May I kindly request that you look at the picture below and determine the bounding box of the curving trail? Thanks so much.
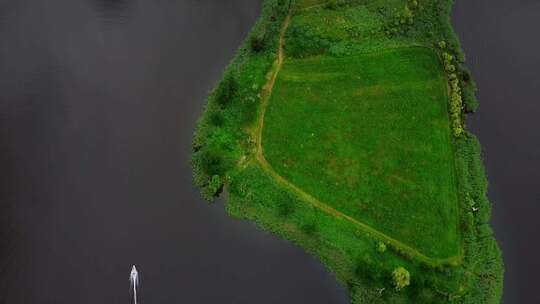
[253,7,462,267]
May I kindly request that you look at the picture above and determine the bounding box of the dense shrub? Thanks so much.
[383,0,420,36]
[377,242,387,253]
[208,175,224,197]
[250,30,266,52]
[392,267,411,290]
[285,25,333,58]
[215,72,238,106]
[300,221,318,235]
[441,50,464,137]
[461,69,480,112]
[325,0,347,10]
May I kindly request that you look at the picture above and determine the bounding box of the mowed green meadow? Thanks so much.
[262,47,460,259]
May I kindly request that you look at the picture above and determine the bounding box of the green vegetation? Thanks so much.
[392,267,411,290]
[377,242,387,253]
[263,48,459,259]
[192,0,503,302]
[440,49,465,137]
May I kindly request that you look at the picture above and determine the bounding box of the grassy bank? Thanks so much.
[192,0,503,302]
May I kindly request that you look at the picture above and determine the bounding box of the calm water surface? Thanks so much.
[0,1,349,303]
[453,0,540,303]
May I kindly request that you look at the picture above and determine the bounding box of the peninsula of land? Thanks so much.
[192,1,503,302]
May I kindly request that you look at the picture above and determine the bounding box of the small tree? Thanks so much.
[216,73,237,106]
[376,242,387,253]
[250,31,266,52]
[438,40,447,49]
[392,267,410,291]
[208,175,224,196]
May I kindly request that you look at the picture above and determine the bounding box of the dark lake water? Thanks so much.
[0,0,537,303]
[0,1,349,303]
[453,0,540,303]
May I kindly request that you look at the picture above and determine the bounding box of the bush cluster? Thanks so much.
[250,31,266,52]
[215,72,238,106]
[285,25,333,58]
[376,242,387,253]
[453,135,504,302]
[440,46,464,137]
[383,0,419,36]
[325,0,347,10]
[392,267,411,291]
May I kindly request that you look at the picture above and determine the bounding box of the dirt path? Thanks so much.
[253,8,462,267]
[255,14,290,157]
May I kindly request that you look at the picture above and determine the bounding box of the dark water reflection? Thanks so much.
[453,0,540,303]
[0,0,349,303]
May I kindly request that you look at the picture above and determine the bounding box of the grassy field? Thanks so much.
[262,47,460,259]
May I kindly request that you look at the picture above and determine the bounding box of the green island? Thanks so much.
[192,0,503,302]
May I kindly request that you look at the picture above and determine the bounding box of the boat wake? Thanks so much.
[130,265,139,304]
